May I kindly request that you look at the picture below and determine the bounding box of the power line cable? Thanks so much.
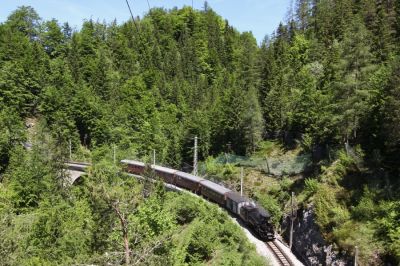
[125,0,142,38]
[140,0,166,72]
[124,0,151,66]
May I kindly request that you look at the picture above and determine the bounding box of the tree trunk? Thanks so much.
[124,233,130,265]
[113,202,130,265]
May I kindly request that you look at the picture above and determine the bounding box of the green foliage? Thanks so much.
[375,201,400,261]
[303,178,319,198]
[165,194,268,266]
[203,156,239,182]
[27,197,94,263]
[242,86,265,154]
[333,222,383,265]
[309,146,399,263]
[5,143,63,210]
[134,194,176,238]
[5,6,41,40]
[0,3,268,162]
[319,150,355,185]
[314,184,350,234]
[0,107,25,172]
[2,1,397,168]
[299,133,313,153]
[255,141,280,157]
[351,188,378,221]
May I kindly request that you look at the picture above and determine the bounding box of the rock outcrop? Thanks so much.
[282,206,352,266]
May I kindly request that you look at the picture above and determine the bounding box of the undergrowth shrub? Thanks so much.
[254,141,280,157]
[314,185,350,234]
[375,201,400,262]
[164,193,269,265]
[304,178,319,198]
[320,150,355,185]
[203,156,239,182]
[351,188,377,221]
[333,221,383,265]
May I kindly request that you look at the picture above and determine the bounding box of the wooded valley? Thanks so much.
[0,1,399,265]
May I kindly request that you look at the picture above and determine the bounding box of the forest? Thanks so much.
[0,0,399,265]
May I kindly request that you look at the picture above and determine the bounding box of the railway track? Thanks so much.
[266,240,294,266]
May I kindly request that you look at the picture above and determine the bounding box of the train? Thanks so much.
[121,159,275,241]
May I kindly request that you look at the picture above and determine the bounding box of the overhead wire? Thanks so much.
[141,0,165,71]
[124,0,151,68]
[123,0,196,69]
[125,0,143,41]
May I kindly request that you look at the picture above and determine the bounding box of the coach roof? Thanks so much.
[175,171,204,182]
[120,160,145,167]
[151,164,177,174]
[226,191,249,203]
[200,180,231,195]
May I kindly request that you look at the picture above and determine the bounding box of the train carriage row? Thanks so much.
[120,159,275,240]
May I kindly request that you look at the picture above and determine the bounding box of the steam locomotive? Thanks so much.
[121,160,275,241]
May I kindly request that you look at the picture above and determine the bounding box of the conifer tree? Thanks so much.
[242,87,264,154]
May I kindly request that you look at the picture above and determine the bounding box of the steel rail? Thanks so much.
[266,240,295,266]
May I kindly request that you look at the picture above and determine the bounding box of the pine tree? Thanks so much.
[41,19,65,58]
[336,17,375,145]
[242,87,265,154]
[5,6,41,41]
[383,58,400,166]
